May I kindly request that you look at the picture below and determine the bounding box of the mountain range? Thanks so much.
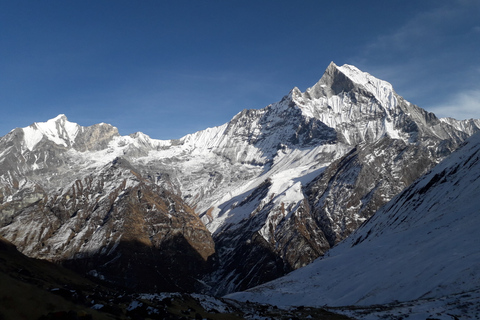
[227,125,480,319]
[1,62,479,303]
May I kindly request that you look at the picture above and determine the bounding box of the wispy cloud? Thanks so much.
[430,89,480,120]
[351,0,480,119]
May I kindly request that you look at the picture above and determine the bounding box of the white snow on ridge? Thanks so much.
[338,64,398,109]
[203,143,349,237]
[179,123,229,151]
[292,63,405,145]
[22,126,45,151]
[22,114,81,151]
[440,117,480,136]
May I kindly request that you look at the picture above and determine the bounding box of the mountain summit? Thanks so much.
[20,114,120,151]
[1,62,479,295]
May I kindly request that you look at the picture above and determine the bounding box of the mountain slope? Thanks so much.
[0,62,479,295]
[198,62,478,295]
[226,132,480,317]
[0,235,127,319]
[0,157,215,292]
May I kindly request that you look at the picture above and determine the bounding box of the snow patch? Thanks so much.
[21,114,81,150]
[338,64,398,109]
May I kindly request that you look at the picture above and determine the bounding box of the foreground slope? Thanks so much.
[0,236,353,320]
[227,132,480,313]
[0,235,124,319]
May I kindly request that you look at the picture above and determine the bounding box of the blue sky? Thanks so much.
[1,0,479,139]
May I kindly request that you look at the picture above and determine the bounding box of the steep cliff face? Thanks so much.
[0,62,478,295]
[305,136,437,246]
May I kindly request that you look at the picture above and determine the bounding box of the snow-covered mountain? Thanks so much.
[226,131,480,319]
[0,62,479,294]
[197,62,479,295]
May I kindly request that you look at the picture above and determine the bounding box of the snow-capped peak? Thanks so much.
[287,86,302,100]
[22,114,81,151]
[51,114,68,122]
[286,62,406,144]
[337,64,398,109]
[302,62,398,110]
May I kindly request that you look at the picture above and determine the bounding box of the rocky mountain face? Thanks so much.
[226,131,480,319]
[1,150,215,292]
[0,62,479,295]
[198,63,479,295]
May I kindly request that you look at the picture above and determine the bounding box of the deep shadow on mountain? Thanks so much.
[1,236,353,320]
[63,235,214,293]
[0,157,218,294]
[203,180,305,296]
[0,236,118,319]
[210,224,294,295]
